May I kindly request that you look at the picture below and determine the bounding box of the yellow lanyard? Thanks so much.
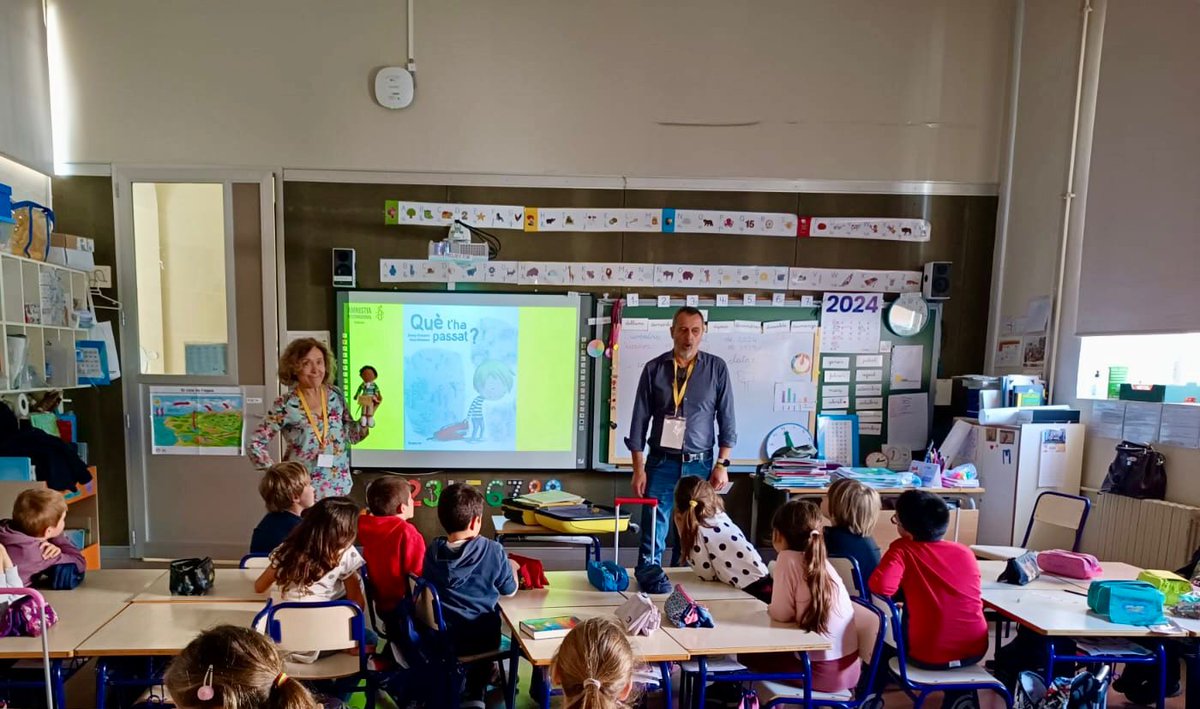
[298,387,329,448]
[672,359,696,415]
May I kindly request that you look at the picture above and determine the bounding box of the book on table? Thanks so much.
[519,615,581,640]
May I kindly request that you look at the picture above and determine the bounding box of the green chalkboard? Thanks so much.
[591,299,941,468]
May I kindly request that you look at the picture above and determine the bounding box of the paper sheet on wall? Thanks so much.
[86,321,121,381]
[890,345,923,390]
[1159,405,1200,448]
[818,417,856,466]
[887,393,929,450]
[773,381,817,412]
[821,294,881,353]
[1037,428,1069,488]
[1090,400,1126,439]
[149,386,245,456]
[995,338,1022,368]
[1122,402,1162,444]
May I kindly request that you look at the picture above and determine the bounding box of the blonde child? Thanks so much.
[824,478,882,582]
[164,625,323,709]
[673,477,768,593]
[751,499,860,693]
[551,616,638,709]
[253,497,375,662]
[250,461,316,555]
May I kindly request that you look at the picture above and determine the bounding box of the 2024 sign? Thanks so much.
[823,294,881,314]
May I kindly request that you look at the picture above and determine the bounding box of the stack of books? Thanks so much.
[832,467,921,489]
[763,459,837,488]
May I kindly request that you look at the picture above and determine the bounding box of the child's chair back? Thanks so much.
[829,555,868,599]
[407,575,445,632]
[850,597,886,689]
[239,553,271,569]
[255,599,366,655]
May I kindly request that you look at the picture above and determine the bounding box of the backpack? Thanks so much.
[0,595,58,637]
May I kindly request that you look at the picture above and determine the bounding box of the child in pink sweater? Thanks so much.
[748,499,860,693]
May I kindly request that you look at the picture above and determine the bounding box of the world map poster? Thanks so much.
[150,386,245,456]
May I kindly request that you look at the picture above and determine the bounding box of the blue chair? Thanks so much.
[829,555,869,600]
[878,597,1013,709]
[754,597,888,708]
[677,597,884,709]
[253,599,378,709]
[239,553,271,569]
[405,574,519,709]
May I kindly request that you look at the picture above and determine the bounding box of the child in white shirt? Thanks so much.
[253,496,374,662]
[673,477,768,593]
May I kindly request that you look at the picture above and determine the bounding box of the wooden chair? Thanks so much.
[972,491,1090,560]
[253,599,376,708]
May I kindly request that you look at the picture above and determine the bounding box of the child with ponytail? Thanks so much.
[551,616,637,709]
[751,499,860,693]
[164,624,333,708]
[673,477,769,594]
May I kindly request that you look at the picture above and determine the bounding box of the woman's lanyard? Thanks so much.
[298,387,329,448]
[672,359,695,416]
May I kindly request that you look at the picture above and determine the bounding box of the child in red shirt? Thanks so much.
[358,476,425,614]
[869,490,987,669]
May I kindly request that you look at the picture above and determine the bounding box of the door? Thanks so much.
[114,168,278,559]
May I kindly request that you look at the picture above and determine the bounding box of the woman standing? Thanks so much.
[249,338,378,499]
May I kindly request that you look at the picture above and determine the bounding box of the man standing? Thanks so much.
[626,306,736,569]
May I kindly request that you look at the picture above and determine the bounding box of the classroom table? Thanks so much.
[78,601,265,708]
[636,567,764,602]
[657,597,831,709]
[977,559,1082,591]
[499,603,687,709]
[77,601,264,656]
[132,568,268,603]
[497,570,629,611]
[492,515,603,565]
[749,477,985,549]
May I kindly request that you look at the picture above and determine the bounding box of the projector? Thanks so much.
[428,221,489,263]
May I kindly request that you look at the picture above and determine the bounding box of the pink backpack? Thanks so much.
[1037,550,1102,579]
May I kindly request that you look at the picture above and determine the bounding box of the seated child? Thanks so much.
[551,616,637,709]
[823,478,882,583]
[249,461,315,555]
[674,477,769,595]
[422,483,519,707]
[869,490,987,669]
[748,499,860,693]
[357,475,425,615]
[0,489,85,587]
[253,496,375,663]
[164,624,333,709]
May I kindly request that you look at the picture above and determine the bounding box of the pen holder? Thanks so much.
[909,461,942,487]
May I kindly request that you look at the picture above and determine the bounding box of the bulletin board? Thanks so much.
[593,299,941,469]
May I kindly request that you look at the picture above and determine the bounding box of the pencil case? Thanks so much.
[1087,580,1164,626]
[1136,569,1192,606]
[1037,550,1102,579]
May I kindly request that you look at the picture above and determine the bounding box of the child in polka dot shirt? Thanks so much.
[673,477,769,596]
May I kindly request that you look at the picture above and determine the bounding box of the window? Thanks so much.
[1076,333,1200,400]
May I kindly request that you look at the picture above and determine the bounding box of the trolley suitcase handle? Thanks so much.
[614,497,658,508]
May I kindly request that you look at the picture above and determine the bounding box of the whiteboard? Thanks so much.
[612,325,817,463]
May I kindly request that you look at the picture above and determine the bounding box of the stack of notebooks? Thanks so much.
[763,459,837,488]
[511,490,584,507]
[832,467,921,489]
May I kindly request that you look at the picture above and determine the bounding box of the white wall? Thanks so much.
[987,0,1080,374]
[991,0,1200,507]
[0,155,50,205]
[48,0,1012,183]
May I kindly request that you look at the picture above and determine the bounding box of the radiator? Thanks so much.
[1081,489,1200,570]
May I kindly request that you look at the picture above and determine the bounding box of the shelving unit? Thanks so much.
[0,251,92,393]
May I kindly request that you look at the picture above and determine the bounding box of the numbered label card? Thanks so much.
[657,295,671,308]
[821,292,883,353]
[686,294,699,307]
[743,293,757,306]
[716,293,730,307]
[627,293,640,307]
